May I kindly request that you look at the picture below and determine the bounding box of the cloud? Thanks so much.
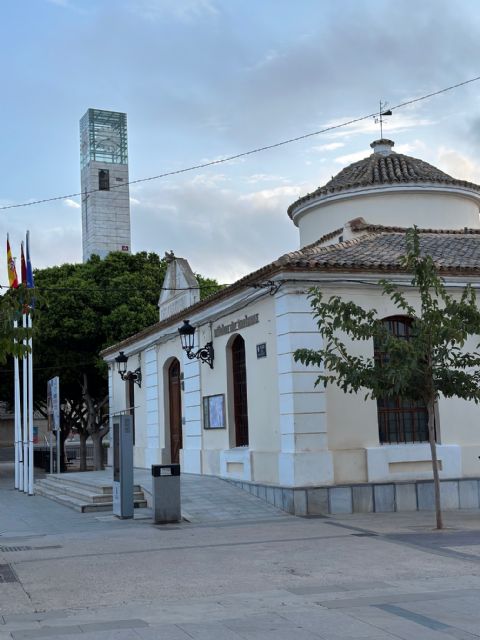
[63,198,81,209]
[436,147,480,183]
[130,178,308,282]
[310,142,345,153]
[127,0,218,21]
[244,174,288,184]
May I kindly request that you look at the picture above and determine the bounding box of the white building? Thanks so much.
[80,109,131,261]
[102,139,480,515]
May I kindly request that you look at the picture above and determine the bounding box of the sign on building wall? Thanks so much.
[214,314,259,338]
[203,394,226,429]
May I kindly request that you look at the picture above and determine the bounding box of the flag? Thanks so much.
[7,234,18,289]
[20,242,27,285]
[26,231,34,289]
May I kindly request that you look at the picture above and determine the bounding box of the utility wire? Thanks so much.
[1,75,479,212]
[0,283,226,292]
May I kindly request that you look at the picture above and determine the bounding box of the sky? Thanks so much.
[2,0,480,286]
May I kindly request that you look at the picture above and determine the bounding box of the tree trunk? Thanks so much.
[427,399,443,530]
[79,432,88,472]
[91,432,105,471]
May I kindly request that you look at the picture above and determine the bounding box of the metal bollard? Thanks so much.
[151,464,181,523]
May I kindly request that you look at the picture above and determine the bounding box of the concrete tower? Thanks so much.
[80,109,131,261]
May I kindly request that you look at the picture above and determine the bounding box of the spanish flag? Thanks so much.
[7,234,18,289]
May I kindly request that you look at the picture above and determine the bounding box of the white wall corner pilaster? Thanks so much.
[275,289,333,487]
[107,366,113,466]
[145,347,160,461]
[181,354,202,473]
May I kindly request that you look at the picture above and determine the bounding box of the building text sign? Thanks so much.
[214,314,259,338]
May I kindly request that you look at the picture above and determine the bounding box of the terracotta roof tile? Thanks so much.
[288,150,480,218]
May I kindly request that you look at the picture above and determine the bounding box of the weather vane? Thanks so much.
[374,100,392,138]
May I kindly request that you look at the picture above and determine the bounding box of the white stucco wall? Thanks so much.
[105,273,480,489]
[293,188,480,248]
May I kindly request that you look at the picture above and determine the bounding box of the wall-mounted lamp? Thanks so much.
[114,351,142,387]
[178,320,214,369]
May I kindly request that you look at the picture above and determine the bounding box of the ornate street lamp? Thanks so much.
[178,320,214,369]
[114,351,142,387]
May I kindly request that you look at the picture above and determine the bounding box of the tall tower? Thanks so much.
[80,109,131,261]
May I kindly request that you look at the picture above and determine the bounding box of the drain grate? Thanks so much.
[0,545,62,552]
[0,564,18,583]
[351,533,378,537]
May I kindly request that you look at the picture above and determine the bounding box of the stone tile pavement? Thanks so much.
[2,462,480,639]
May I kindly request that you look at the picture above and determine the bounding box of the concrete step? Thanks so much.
[35,474,148,513]
[35,479,113,504]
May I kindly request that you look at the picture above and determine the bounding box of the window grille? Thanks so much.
[375,316,430,444]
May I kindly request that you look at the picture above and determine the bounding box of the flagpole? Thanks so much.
[7,234,21,490]
[22,312,28,493]
[13,320,19,489]
[25,230,35,495]
[28,311,34,495]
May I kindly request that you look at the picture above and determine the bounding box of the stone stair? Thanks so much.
[35,474,147,513]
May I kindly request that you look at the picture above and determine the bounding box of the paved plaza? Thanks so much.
[1,461,480,639]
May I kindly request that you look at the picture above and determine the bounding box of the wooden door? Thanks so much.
[168,359,182,463]
[232,335,249,446]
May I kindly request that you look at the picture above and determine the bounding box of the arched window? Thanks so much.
[375,316,429,444]
[168,359,182,464]
[231,335,249,447]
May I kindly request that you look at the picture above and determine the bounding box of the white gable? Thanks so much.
[158,254,200,321]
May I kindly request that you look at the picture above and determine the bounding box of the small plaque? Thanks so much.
[256,343,267,358]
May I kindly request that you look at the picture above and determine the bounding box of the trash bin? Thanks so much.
[151,464,181,524]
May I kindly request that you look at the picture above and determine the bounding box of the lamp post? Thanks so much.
[178,320,214,369]
[114,351,142,387]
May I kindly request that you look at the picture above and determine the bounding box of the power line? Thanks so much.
[0,283,226,293]
[2,75,479,212]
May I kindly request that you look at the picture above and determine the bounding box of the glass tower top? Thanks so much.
[80,109,128,167]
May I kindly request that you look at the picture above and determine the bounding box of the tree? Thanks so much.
[30,251,220,471]
[294,227,480,529]
[0,287,32,362]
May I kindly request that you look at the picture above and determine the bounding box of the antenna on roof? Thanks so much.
[374,100,392,138]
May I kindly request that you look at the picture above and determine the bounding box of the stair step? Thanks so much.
[35,473,147,513]
[35,485,148,513]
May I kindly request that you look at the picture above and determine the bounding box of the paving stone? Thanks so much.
[273,487,284,509]
[374,484,395,512]
[417,482,435,511]
[458,480,479,509]
[440,481,460,510]
[257,485,267,502]
[395,483,418,512]
[282,489,294,514]
[307,488,329,515]
[266,486,275,507]
[352,485,374,513]
[293,490,307,516]
[329,487,352,514]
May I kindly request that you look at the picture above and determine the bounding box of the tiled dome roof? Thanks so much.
[288,139,480,219]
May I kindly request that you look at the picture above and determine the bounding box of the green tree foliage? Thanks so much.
[27,251,220,470]
[294,228,480,529]
[0,287,32,361]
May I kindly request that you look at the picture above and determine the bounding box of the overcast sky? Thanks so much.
[2,0,480,286]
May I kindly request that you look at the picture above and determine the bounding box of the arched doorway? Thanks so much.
[231,335,249,446]
[168,359,182,463]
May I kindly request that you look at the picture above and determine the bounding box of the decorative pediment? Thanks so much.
[158,253,200,321]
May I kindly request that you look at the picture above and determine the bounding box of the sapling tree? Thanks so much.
[295,227,480,529]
